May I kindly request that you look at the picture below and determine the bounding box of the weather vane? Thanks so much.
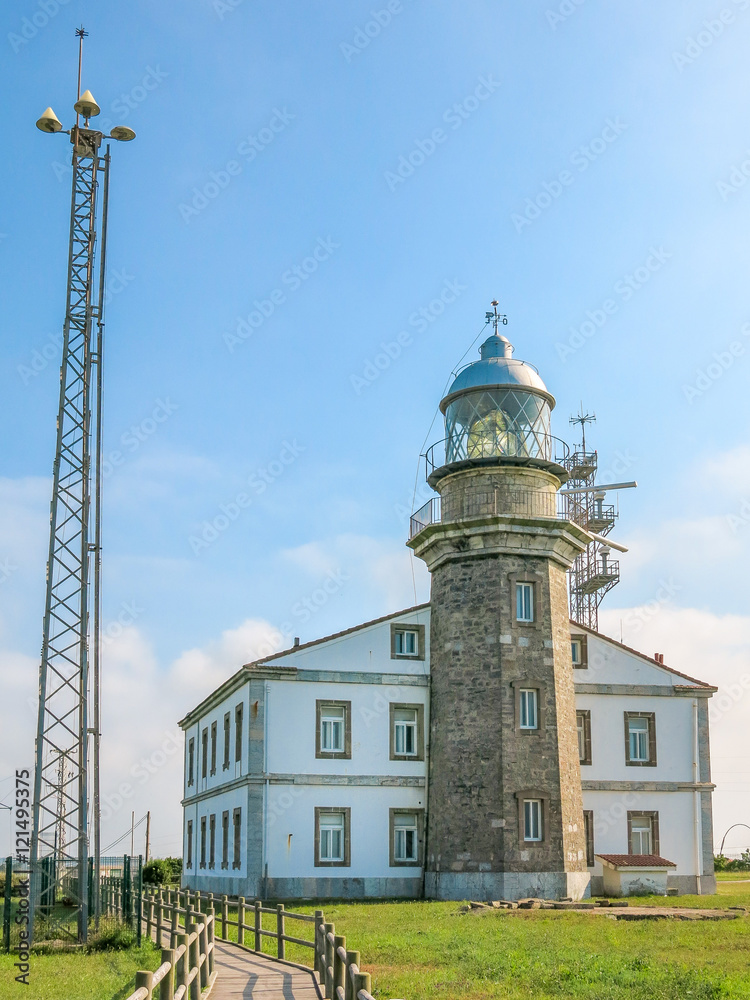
[485,299,508,334]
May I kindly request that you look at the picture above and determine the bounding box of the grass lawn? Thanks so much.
[0,942,160,1000]
[214,880,750,999]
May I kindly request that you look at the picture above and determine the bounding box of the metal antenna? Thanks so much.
[484,299,508,335]
[570,404,595,455]
[30,27,135,944]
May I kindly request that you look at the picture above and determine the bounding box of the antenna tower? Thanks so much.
[563,408,620,630]
[30,28,135,943]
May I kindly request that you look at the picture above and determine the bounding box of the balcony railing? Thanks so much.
[409,487,570,540]
[425,434,570,478]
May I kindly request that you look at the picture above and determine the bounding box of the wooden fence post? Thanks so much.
[187,922,200,1000]
[146,890,154,941]
[195,889,202,914]
[254,900,262,953]
[314,910,325,979]
[135,970,154,1000]
[221,894,228,940]
[353,971,371,999]
[237,896,245,946]
[198,916,209,990]
[176,932,189,995]
[333,935,346,996]
[207,909,216,975]
[156,890,163,946]
[344,950,359,1000]
[170,891,179,949]
[324,922,334,1000]
[159,948,175,1000]
[276,903,285,960]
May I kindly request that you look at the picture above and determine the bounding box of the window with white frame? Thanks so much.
[393,813,418,862]
[318,811,345,862]
[187,738,195,786]
[630,815,653,854]
[576,709,591,765]
[394,629,418,657]
[393,708,418,755]
[516,582,534,622]
[519,688,538,730]
[628,716,649,762]
[523,799,542,842]
[571,638,582,666]
[186,820,193,869]
[320,705,345,753]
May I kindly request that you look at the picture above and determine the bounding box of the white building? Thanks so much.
[179,604,716,898]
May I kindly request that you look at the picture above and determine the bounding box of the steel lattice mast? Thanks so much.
[30,28,135,943]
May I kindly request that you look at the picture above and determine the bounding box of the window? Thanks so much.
[186,820,193,869]
[232,808,242,869]
[210,722,217,776]
[519,689,538,730]
[628,812,659,855]
[395,629,418,656]
[516,582,534,622]
[316,701,352,759]
[201,728,208,780]
[209,813,216,869]
[221,811,229,869]
[583,810,594,866]
[223,713,231,770]
[235,703,244,764]
[315,807,351,867]
[390,623,425,660]
[200,816,207,868]
[390,810,423,865]
[624,713,656,766]
[576,710,592,766]
[187,738,195,787]
[321,706,344,752]
[523,799,542,842]
[390,704,425,760]
[571,635,588,668]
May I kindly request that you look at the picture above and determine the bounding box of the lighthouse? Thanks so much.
[408,310,591,901]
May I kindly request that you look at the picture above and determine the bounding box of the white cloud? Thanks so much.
[601,603,750,854]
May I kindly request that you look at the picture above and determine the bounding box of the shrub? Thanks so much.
[143,857,182,886]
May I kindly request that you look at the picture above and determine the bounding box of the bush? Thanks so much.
[143,857,182,885]
[714,851,750,872]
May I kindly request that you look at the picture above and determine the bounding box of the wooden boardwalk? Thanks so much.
[210,940,323,1000]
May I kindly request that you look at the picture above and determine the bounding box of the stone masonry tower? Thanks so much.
[408,315,591,900]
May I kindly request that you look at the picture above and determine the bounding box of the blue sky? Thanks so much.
[2,0,750,857]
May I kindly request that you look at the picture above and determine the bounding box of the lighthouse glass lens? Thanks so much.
[446,389,551,463]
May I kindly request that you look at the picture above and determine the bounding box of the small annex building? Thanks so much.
[179,315,716,901]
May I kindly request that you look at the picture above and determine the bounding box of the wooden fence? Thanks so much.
[123,886,380,1000]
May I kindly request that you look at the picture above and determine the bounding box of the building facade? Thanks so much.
[180,326,716,900]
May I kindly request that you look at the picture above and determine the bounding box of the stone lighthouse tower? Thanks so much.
[408,312,591,901]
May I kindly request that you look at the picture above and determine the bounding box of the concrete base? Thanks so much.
[667,874,716,896]
[425,870,590,901]
[184,875,422,900]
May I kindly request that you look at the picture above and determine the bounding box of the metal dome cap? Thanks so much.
[440,333,554,413]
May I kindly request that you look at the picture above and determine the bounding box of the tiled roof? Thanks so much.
[596,853,676,868]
